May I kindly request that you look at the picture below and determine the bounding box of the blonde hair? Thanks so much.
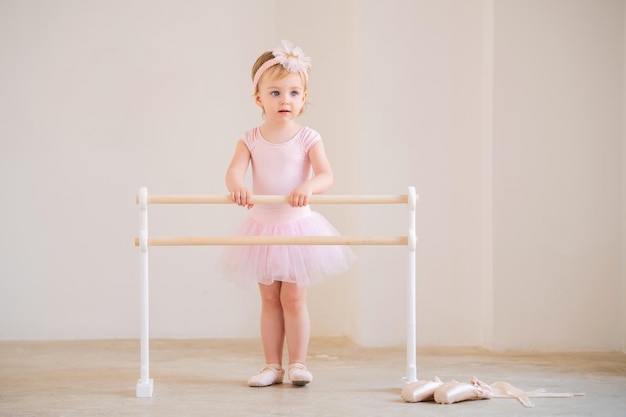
[251,51,309,116]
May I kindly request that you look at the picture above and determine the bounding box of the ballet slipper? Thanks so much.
[401,377,443,403]
[433,378,492,404]
[288,363,312,386]
[248,364,284,387]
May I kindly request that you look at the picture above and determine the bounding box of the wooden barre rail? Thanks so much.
[134,235,409,247]
[136,194,412,205]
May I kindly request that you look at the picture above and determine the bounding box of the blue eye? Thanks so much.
[290,91,299,97]
[271,91,279,97]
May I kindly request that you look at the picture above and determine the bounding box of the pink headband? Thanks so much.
[252,40,312,91]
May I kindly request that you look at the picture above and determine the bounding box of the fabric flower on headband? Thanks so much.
[272,40,312,74]
[253,40,312,90]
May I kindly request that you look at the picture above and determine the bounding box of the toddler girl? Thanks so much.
[219,40,355,387]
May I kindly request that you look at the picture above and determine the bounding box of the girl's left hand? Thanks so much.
[289,185,312,207]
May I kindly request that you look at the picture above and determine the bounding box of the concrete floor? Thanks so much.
[0,338,624,417]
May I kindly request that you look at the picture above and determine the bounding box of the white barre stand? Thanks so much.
[135,187,418,397]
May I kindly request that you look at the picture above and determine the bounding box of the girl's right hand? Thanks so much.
[230,187,253,209]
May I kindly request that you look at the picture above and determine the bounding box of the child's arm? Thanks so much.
[289,141,334,207]
[225,140,253,208]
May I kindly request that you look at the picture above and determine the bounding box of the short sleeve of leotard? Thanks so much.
[298,127,321,153]
[241,128,259,151]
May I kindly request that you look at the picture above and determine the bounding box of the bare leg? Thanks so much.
[258,281,285,365]
[279,282,309,364]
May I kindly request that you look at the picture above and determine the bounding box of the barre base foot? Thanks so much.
[136,378,154,398]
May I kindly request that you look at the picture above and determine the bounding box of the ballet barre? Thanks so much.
[135,236,408,246]
[134,186,418,398]
[137,194,409,205]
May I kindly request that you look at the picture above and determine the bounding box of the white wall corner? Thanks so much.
[481,0,495,351]
[622,0,626,354]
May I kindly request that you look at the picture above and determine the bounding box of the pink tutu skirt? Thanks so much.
[217,205,356,287]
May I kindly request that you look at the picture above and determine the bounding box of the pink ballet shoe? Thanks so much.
[288,363,312,386]
[248,364,284,387]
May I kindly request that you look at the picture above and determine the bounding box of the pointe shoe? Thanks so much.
[248,364,284,387]
[288,363,312,386]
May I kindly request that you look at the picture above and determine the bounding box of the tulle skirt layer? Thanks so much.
[217,209,356,288]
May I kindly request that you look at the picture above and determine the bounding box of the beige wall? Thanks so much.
[354,0,487,346]
[493,0,623,351]
[0,0,624,352]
